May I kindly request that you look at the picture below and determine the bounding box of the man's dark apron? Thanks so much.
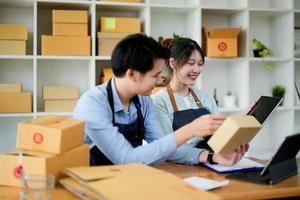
[90,79,144,165]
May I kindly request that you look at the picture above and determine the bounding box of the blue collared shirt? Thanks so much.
[74,78,202,165]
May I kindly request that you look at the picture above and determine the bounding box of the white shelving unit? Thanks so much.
[0,0,299,160]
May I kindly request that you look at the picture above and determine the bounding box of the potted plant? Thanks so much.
[272,85,286,106]
[252,38,273,57]
[223,90,236,108]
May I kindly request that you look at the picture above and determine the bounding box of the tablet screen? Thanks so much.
[247,96,282,125]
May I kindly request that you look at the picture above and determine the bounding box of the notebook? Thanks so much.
[203,157,265,173]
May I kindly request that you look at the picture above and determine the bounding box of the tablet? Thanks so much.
[261,132,300,175]
[247,96,282,125]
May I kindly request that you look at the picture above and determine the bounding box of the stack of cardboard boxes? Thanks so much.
[0,24,27,55]
[0,116,89,187]
[0,83,32,113]
[98,16,141,56]
[43,86,79,112]
[42,10,90,56]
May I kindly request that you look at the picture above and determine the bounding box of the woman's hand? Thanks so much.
[213,144,249,166]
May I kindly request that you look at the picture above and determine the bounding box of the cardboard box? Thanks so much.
[0,144,89,187]
[52,10,88,24]
[0,24,27,40]
[61,163,221,200]
[0,40,26,55]
[44,100,77,112]
[53,23,88,36]
[202,27,240,58]
[100,17,141,33]
[98,32,129,56]
[16,116,85,154]
[43,86,79,100]
[208,116,262,154]
[0,92,32,113]
[41,35,90,56]
[0,83,22,92]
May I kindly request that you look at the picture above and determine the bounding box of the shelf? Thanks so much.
[202,7,246,15]
[249,57,291,62]
[205,58,246,62]
[37,56,92,60]
[0,55,34,60]
[150,5,198,14]
[96,1,146,11]
[249,9,292,17]
[0,113,34,118]
[95,56,111,60]
[0,0,34,8]
[36,112,73,116]
[37,0,92,9]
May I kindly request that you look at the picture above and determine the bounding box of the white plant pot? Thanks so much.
[224,95,236,108]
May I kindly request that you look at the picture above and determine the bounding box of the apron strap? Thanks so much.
[189,88,204,108]
[167,85,179,112]
[166,85,204,111]
[106,79,115,123]
[132,96,144,138]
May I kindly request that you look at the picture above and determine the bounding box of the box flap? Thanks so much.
[19,116,84,130]
[7,149,55,158]
[209,28,240,38]
[64,163,221,200]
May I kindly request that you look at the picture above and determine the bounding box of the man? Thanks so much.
[74,34,246,166]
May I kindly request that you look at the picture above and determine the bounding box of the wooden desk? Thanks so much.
[156,162,300,200]
[1,162,300,200]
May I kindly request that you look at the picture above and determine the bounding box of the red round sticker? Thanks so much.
[218,42,227,51]
[33,133,43,144]
[13,165,23,179]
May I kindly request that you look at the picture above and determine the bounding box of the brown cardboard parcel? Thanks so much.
[208,115,262,154]
[0,24,27,40]
[43,86,79,100]
[0,40,26,55]
[0,83,22,92]
[44,100,77,112]
[97,32,129,56]
[202,27,240,58]
[52,10,88,24]
[0,144,89,187]
[0,92,32,113]
[53,23,88,36]
[100,17,141,33]
[61,163,221,200]
[41,35,90,56]
[16,116,85,154]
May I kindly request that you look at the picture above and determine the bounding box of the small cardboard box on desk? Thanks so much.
[0,116,89,187]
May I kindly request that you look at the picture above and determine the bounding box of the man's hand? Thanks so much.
[213,144,249,166]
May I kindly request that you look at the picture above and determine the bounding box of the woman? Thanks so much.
[152,38,248,166]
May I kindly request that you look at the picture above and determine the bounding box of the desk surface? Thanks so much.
[157,162,300,200]
[1,162,300,200]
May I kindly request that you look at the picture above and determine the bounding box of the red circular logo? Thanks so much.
[218,42,227,51]
[13,165,23,179]
[33,133,43,144]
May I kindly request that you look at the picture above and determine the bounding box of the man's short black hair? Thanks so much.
[111,33,170,77]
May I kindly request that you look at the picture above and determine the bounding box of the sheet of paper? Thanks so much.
[184,176,229,190]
